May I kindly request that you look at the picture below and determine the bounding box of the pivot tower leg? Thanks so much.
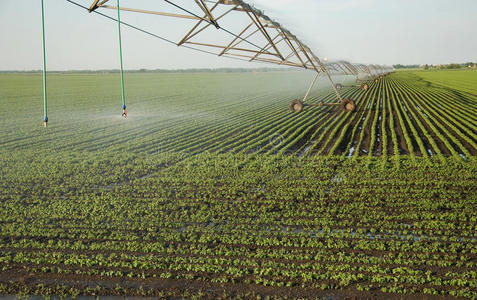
[302,72,320,103]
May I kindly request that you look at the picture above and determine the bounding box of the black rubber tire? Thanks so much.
[340,98,356,112]
[289,99,304,112]
[335,83,343,90]
[361,83,369,91]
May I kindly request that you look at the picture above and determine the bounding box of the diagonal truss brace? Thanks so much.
[84,0,398,106]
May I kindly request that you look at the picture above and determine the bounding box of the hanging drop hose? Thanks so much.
[117,0,127,118]
[41,0,48,127]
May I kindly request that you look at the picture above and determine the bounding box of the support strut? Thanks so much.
[289,49,356,113]
[302,72,320,103]
[315,56,343,102]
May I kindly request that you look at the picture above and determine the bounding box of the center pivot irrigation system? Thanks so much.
[327,62,393,91]
[39,0,393,127]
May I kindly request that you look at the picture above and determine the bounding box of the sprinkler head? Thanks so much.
[43,117,48,128]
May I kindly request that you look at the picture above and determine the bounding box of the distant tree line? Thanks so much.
[393,64,420,69]
[0,67,297,74]
[394,62,476,70]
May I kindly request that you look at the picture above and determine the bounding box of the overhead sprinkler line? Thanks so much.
[41,0,48,127]
[117,0,127,118]
[161,0,273,56]
[79,0,393,77]
[60,0,392,122]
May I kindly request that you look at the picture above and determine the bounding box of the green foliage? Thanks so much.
[0,151,476,298]
[0,71,476,298]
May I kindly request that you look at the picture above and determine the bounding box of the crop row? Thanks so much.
[0,149,476,298]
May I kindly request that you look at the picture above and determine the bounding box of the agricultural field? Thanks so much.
[0,69,476,299]
[2,69,477,157]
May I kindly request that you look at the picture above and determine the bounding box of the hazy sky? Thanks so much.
[0,0,476,70]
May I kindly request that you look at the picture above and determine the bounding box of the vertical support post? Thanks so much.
[117,0,127,118]
[314,56,343,102]
[41,0,48,127]
[302,72,320,103]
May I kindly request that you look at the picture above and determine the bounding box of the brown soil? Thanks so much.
[384,100,394,155]
[399,94,452,155]
[346,92,374,155]
[412,99,477,155]
[295,107,342,154]
[374,95,384,156]
[0,270,452,300]
[388,86,416,155]
[359,100,376,155]
[284,106,336,154]
[328,99,365,155]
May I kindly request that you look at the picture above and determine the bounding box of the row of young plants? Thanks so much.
[396,74,477,154]
[1,71,477,298]
[2,71,476,158]
[1,149,476,298]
